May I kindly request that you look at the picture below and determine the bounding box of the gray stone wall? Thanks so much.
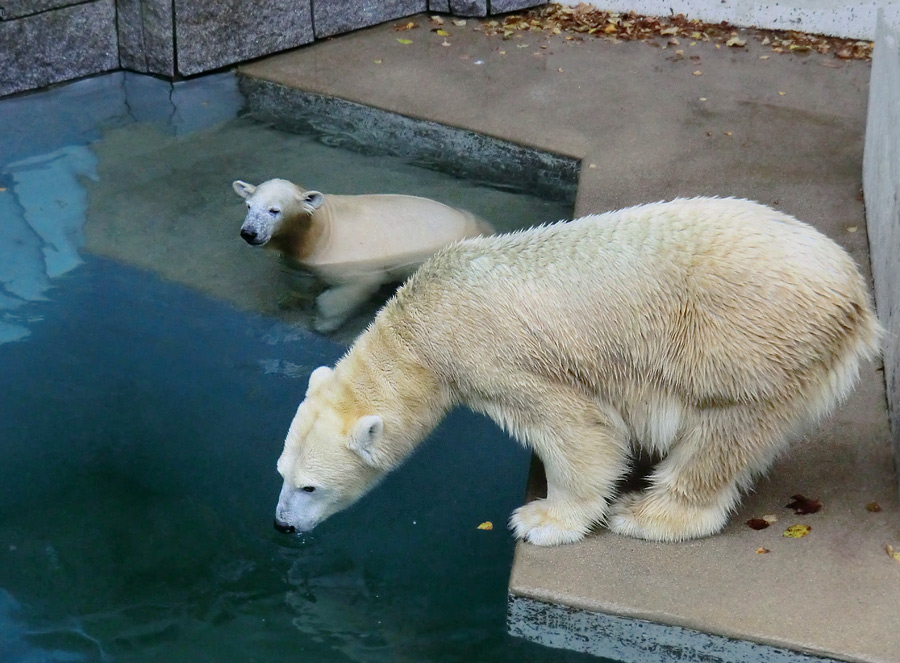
[0,0,118,97]
[174,0,315,75]
[862,10,900,490]
[1,0,546,97]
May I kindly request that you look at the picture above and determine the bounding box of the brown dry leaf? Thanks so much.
[866,501,883,513]
[785,494,822,515]
[746,518,770,530]
[430,15,444,25]
[477,521,494,530]
[783,524,811,538]
[756,547,771,554]
[395,21,418,31]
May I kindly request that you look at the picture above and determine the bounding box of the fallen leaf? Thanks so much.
[783,524,811,538]
[452,19,467,27]
[757,547,771,554]
[558,67,564,72]
[477,521,493,530]
[846,226,858,233]
[724,131,733,136]
[759,55,770,59]
[441,39,451,47]
[394,21,417,31]
[763,514,778,523]
[516,43,529,48]
[396,38,413,45]
[436,29,450,36]
[785,494,822,515]
[373,59,383,64]
[588,163,597,168]
[746,518,770,530]
[699,97,707,101]
[778,91,786,96]
[430,15,444,25]
[726,36,747,47]
[693,70,702,76]
[866,501,882,513]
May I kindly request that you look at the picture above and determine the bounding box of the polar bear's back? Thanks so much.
[391,197,879,412]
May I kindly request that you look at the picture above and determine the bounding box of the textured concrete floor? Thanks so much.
[238,15,900,663]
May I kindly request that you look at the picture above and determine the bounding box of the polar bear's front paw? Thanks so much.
[509,500,590,546]
[608,490,729,542]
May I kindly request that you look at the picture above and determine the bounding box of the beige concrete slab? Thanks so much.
[238,15,900,663]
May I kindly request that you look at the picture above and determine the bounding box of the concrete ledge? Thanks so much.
[863,10,900,497]
[509,596,835,663]
[236,75,579,202]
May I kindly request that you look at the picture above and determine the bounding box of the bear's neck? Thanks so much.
[270,211,327,261]
[336,320,452,468]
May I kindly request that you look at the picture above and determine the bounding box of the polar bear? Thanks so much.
[272,197,881,545]
[233,178,492,332]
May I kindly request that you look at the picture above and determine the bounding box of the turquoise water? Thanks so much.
[0,73,603,662]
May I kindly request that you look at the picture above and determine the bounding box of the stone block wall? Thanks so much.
[0,0,118,97]
[863,9,900,490]
[0,0,544,97]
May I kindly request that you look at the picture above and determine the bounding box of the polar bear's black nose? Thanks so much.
[240,228,257,243]
[274,518,296,534]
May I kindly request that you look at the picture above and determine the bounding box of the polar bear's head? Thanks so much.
[232,178,325,246]
[273,366,388,534]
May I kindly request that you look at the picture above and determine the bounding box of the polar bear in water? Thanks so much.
[271,197,881,545]
[233,178,493,332]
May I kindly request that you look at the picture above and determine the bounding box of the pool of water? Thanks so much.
[0,72,605,663]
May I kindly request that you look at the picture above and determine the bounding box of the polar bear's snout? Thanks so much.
[240,226,261,245]
[273,517,295,533]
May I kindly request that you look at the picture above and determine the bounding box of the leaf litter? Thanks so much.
[785,494,822,515]
[475,3,873,61]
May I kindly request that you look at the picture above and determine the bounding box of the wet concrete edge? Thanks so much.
[236,74,580,203]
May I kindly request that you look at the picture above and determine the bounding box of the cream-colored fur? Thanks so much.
[233,178,492,332]
[273,197,881,545]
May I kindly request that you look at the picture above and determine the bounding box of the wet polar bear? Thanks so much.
[233,178,492,332]
[273,197,881,545]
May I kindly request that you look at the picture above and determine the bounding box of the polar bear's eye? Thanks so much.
[302,486,316,493]
[268,208,280,216]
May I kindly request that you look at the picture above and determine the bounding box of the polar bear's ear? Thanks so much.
[299,191,325,213]
[233,180,256,199]
[307,366,333,394]
[348,415,384,467]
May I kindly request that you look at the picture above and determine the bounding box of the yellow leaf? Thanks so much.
[436,29,450,36]
[778,91,786,96]
[693,70,703,76]
[397,38,413,45]
[783,524,811,538]
[756,547,770,554]
[477,521,493,530]
[373,59,383,64]
[846,226,858,233]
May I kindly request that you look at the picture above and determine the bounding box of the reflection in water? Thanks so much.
[0,146,96,343]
